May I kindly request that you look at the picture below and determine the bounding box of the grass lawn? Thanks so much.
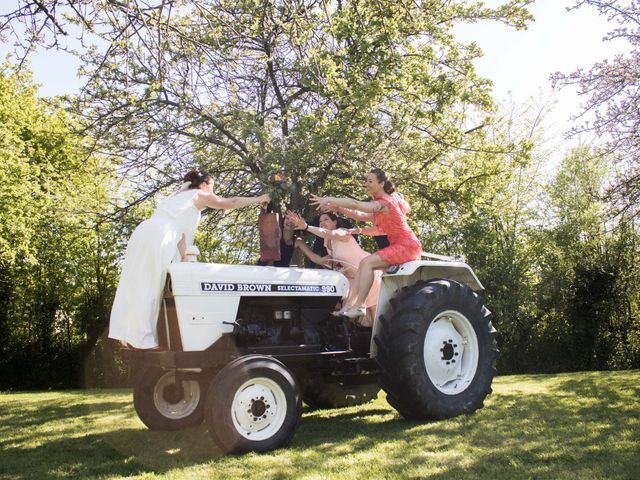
[1,370,638,479]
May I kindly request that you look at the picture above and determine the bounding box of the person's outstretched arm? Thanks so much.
[309,225,353,242]
[195,192,270,210]
[295,239,332,268]
[348,226,385,236]
[310,194,388,214]
[321,204,374,222]
[285,212,352,242]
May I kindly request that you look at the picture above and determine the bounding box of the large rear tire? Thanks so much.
[375,279,498,420]
[133,367,204,430]
[204,355,302,454]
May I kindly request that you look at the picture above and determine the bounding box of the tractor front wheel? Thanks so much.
[204,355,302,454]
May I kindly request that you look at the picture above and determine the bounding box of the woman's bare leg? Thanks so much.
[354,254,388,307]
[346,273,361,306]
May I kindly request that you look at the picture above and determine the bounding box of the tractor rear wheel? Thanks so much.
[133,367,204,430]
[375,279,498,420]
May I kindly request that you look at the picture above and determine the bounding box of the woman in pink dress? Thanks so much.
[286,211,382,326]
[310,168,422,319]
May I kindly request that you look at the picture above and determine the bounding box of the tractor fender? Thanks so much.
[371,259,485,357]
[382,260,484,292]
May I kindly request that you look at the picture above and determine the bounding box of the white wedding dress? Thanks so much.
[108,190,201,348]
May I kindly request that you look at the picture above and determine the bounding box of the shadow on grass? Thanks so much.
[0,414,221,480]
[1,396,426,478]
[0,401,131,438]
[1,372,639,479]
[2,428,150,479]
[278,371,640,479]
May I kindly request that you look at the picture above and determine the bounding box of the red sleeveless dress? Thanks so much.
[373,192,422,265]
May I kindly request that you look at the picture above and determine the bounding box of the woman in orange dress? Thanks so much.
[310,168,421,319]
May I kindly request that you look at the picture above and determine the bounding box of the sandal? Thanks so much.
[340,304,366,319]
[330,300,348,316]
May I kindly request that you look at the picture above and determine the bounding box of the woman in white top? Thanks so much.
[286,211,381,326]
[109,169,269,350]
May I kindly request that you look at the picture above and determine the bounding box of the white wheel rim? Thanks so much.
[231,377,288,441]
[153,371,200,420]
[423,310,479,395]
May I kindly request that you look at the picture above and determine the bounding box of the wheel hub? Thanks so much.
[231,378,287,441]
[423,310,479,395]
[153,372,200,420]
[236,388,274,428]
[250,398,267,417]
[162,382,184,404]
[440,341,458,362]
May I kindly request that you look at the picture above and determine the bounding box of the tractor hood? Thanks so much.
[168,262,350,297]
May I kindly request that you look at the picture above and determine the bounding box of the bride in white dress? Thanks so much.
[109,169,269,350]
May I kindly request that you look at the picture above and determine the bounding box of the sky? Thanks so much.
[454,0,629,149]
[0,0,631,161]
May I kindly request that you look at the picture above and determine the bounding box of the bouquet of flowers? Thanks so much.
[264,173,295,208]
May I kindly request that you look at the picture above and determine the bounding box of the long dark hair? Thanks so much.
[320,211,338,223]
[370,168,395,194]
[319,211,350,229]
[318,212,351,228]
[183,168,211,188]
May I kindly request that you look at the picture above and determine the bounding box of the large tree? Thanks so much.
[531,145,640,372]
[0,65,124,388]
[1,1,533,209]
[552,0,640,219]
